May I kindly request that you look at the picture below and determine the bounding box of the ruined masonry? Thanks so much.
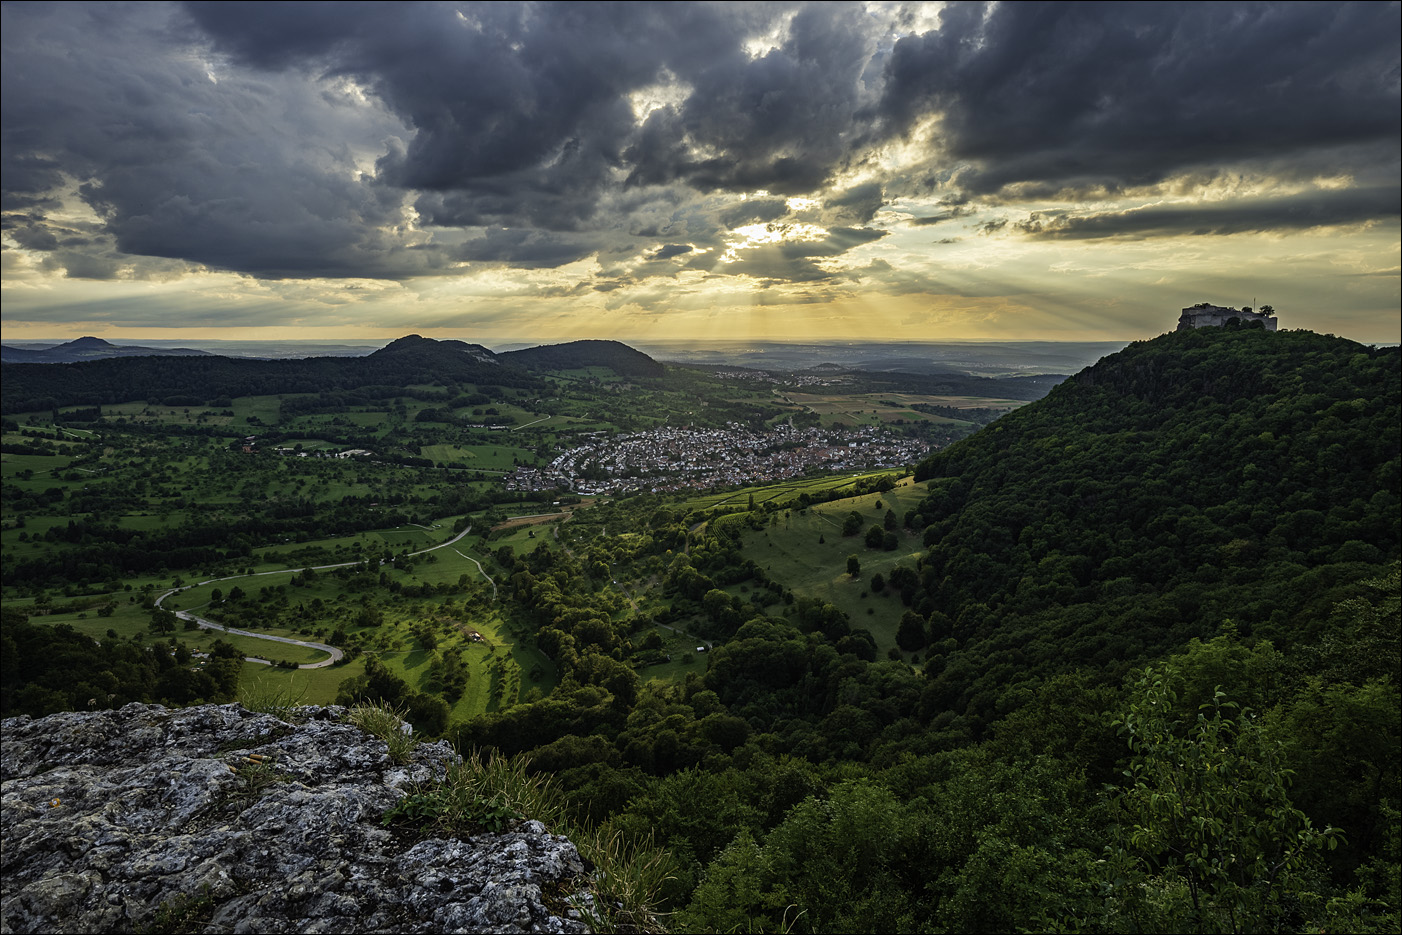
[1176,302,1278,331]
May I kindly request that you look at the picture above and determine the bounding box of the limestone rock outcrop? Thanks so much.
[0,703,591,934]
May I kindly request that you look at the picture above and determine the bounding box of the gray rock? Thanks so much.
[1,704,591,934]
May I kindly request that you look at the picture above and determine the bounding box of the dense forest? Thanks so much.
[1,326,1397,932]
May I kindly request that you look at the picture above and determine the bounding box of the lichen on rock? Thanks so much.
[1,703,591,934]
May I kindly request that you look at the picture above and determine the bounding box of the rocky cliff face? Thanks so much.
[0,704,592,934]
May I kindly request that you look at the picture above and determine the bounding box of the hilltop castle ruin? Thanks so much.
[1177,303,1278,331]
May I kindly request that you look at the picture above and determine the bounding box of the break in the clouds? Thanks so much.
[2,1,1398,341]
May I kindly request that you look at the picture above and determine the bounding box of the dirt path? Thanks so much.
[154,521,478,668]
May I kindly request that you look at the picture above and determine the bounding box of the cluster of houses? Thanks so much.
[712,370,850,386]
[505,422,928,495]
[238,437,373,459]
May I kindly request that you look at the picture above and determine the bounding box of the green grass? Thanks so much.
[23,597,334,666]
[672,470,902,513]
[236,660,356,704]
[229,395,283,425]
[1,453,75,479]
[488,526,555,554]
[638,624,710,683]
[738,481,930,655]
[345,701,419,763]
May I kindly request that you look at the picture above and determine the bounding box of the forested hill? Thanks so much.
[0,335,663,413]
[0,334,529,413]
[0,336,213,364]
[499,339,665,378]
[908,326,1400,729]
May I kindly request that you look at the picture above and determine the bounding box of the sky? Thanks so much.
[2,1,1399,345]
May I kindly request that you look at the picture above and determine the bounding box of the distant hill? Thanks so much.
[840,368,1064,401]
[0,335,666,413]
[499,339,665,378]
[0,335,531,413]
[905,325,1399,732]
[0,336,213,364]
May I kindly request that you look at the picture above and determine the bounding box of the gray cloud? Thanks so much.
[879,2,1400,198]
[3,2,423,279]
[649,243,694,260]
[1016,185,1402,239]
[2,0,1397,291]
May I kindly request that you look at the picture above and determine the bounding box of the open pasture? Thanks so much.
[784,392,970,426]
[738,480,930,656]
[419,442,534,469]
[672,470,902,513]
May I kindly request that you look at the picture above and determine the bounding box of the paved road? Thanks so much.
[154,522,479,668]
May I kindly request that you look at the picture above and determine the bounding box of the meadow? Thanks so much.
[739,479,931,657]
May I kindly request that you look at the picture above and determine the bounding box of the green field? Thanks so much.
[420,442,535,468]
[7,374,953,720]
[672,470,903,513]
[1,453,75,480]
[638,623,711,683]
[739,480,930,657]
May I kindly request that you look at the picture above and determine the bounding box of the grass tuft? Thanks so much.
[381,746,674,933]
[344,701,418,764]
[239,678,307,723]
[571,827,676,935]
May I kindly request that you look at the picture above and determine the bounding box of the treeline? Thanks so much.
[1,334,545,414]
[909,403,1007,424]
[0,610,242,714]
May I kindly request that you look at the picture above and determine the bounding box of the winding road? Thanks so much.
[154,522,487,668]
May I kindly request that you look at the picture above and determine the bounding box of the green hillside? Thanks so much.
[905,326,1400,732]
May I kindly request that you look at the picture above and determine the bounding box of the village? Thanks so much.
[504,421,931,495]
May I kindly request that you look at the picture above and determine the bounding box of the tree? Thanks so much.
[896,611,927,651]
[1107,664,1340,934]
[847,555,861,578]
[865,524,885,549]
[148,607,178,634]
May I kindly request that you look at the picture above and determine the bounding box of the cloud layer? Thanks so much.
[2,1,1398,338]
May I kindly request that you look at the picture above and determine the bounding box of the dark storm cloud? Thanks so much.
[719,198,792,229]
[2,2,423,280]
[823,182,886,225]
[187,1,879,225]
[649,244,694,260]
[453,228,605,268]
[1016,184,1402,239]
[880,1,1401,198]
[621,3,881,195]
[3,1,1398,287]
[908,208,971,226]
